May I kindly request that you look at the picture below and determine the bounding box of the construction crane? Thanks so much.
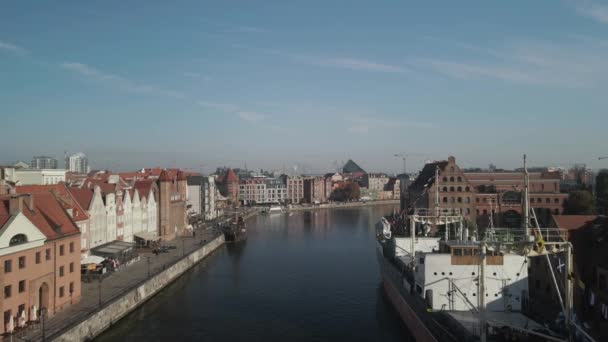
[394,152,424,175]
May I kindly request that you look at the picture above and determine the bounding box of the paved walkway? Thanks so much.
[10,228,220,342]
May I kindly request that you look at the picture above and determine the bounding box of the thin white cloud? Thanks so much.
[412,37,608,87]
[238,111,265,122]
[61,62,185,98]
[197,100,239,112]
[233,45,407,74]
[347,116,433,135]
[574,0,608,24]
[308,57,408,73]
[0,40,28,55]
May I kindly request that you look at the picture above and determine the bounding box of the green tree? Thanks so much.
[330,182,361,202]
[596,170,608,215]
[563,190,595,215]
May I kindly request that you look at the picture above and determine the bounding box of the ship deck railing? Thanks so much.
[484,227,568,245]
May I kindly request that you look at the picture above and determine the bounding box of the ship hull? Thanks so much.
[377,245,463,342]
[224,228,247,243]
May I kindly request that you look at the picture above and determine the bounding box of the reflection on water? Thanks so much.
[96,205,413,342]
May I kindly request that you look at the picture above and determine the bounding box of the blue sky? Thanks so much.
[1,0,608,174]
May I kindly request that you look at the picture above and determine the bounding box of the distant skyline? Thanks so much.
[2,1,608,173]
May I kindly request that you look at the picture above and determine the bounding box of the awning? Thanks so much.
[81,255,105,265]
[134,232,159,242]
[91,240,136,259]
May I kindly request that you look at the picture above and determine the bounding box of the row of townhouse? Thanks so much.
[0,191,81,334]
[186,175,222,221]
[239,177,288,204]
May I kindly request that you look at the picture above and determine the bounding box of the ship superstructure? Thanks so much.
[376,156,594,342]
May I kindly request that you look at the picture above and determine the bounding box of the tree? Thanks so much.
[330,182,361,202]
[596,170,608,215]
[563,190,595,215]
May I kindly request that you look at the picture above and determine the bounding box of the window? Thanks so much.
[554,198,559,204]
[4,260,11,273]
[59,266,64,277]
[465,186,470,191]
[18,280,25,293]
[36,251,41,264]
[464,248,473,256]
[442,187,447,192]
[466,208,471,214]
[4,310,11,325]
[465,197,470,203]
[450,197,455,203]
[59,245,64,256]
[46,248,51,261]
[457,197,462,203]
[4,285,11,299]
[546,198,550,204]
[9,234,28,246]
[18,304,25,317]
[443,197,448,203]
[453,248,463,256]
[457,177,462,182]
[69,242,74,253]
[18,256,26,269]
[450,176,455,182]
[442,177,447,182]
[476,198,479,203]
[69,282,74,294]
[59,286,65,298]
[419,258,424,264]
[457,186,462,192]
[69,262,74,273]
[531,198,535,203]
[449,186,454,192]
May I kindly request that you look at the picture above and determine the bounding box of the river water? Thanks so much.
[96,205,413,341]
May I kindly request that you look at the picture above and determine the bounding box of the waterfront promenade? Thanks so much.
[9,228,220,342]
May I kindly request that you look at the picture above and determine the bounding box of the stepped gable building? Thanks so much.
[0,192,81,333]
[407,156,568,228]
[15,184,90,257]
[157,169,187,240]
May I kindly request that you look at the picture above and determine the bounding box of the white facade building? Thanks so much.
[202,176,218,220]
[66,152,88,173]
[0,167,66,185]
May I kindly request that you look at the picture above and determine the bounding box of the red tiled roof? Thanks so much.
[134,180,155,199]
[67,188,94,210]
[176,171,187,181]
[552,215,598,231]
[0,193,80,240]
[15,183,89,222]
[225,169,238,183]
[159,169,173,181]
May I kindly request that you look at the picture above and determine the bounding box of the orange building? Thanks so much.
[0,193,81,334]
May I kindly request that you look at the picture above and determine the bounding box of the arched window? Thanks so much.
[466,208,471,214]
[9,234,28,246]
[457,177,462,182]
[465,186,470,192]
[443,197,448,203]
[450,176,455,182]
[554,208,559,214]
[465,197,470,203]
[554,198,559,204]
[457,197,462,203]
[531,198,535,203]
[450,197,455,203]
[457,186,462,192]
[442,187,448,192]
[546,198,550,204]
[442,177,447,182]
[450,186,455,192]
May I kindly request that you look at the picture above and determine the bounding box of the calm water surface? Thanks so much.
[96,205,413,341]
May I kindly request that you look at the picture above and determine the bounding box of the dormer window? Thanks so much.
[9,234,28,246]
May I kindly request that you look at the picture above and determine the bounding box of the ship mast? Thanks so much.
[522,154,530,237]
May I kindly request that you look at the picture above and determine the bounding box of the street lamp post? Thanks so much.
[40,307,47,342]
[147,256,151,277]
[182,239,185,257]
[98,277,103,308]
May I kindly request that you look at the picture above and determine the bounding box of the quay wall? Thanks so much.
[289,199,399,212]
[52,234,225,342]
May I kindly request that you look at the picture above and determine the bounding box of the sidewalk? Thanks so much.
[11,228,220,342]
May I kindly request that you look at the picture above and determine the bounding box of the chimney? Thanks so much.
[9,195,24,215]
